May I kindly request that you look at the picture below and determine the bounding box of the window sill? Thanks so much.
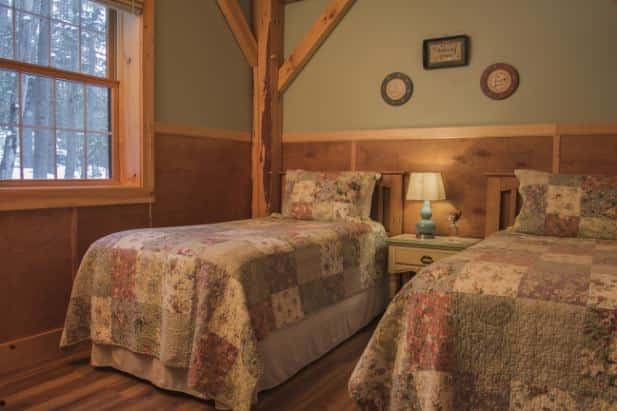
[0,185,155,212]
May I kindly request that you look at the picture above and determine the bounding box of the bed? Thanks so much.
[349,170,617,410]
[60,170,405,411]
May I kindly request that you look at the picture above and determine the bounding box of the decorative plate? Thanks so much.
[481,63,519,100]
[381,72,413,106]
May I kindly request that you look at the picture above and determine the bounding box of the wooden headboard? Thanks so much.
[485,173,520,236]
[275,171,405,236]
[370,173,405,235]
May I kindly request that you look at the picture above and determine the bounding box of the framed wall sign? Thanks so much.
[481,63,520,100]
[423,35,470,69]
[381,72,413,106]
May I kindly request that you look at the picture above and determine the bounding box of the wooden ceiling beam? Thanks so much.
[278,0,355,92]
[217,0,258,67]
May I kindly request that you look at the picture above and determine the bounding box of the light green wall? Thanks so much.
[284,0,617,132]
[155,0,252,131]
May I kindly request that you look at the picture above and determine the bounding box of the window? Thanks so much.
[0,0,115,181]
[0,0,153,212]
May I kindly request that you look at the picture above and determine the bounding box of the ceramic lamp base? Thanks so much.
[416,219,436,239]
[416,200,437,239]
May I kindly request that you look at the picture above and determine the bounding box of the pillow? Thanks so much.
[512,169,617,239]
[281,170,381,221]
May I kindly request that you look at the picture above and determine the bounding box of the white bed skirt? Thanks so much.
[91,282,388,408]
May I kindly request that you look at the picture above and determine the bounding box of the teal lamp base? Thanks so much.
[416,200,436,239]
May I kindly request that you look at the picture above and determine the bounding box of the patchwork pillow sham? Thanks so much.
[281,170,381,221]
[512,169,617,239]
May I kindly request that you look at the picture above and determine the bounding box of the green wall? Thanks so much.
[284,0,617,132]
[155,0,252,131]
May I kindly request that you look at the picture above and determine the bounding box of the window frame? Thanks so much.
[0,3,117,184]
[0,0,154,211]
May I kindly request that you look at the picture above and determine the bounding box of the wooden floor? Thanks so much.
[0,321,376,411]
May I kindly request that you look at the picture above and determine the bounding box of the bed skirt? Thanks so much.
[91,282,388,408]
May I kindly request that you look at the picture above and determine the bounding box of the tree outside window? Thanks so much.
[0,0,113,181]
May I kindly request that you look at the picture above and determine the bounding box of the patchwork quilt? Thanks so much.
[349,230,617,410]
[60,216,387,411]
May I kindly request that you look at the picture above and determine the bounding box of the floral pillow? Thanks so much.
[512,169,617,239]
[281,170,381,221]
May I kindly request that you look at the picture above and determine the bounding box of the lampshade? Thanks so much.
[406,172,446,201]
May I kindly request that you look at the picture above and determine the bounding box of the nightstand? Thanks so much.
[387,235,481,300]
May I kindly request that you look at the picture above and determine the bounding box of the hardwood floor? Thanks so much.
[0,322,377,411]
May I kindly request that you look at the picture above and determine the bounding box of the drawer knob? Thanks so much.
[420,256,434,265]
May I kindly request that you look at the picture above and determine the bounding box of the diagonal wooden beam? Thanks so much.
[278,0,355,92]
[217,0,258,67]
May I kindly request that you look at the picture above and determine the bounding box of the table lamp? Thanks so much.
[406,172,446,239]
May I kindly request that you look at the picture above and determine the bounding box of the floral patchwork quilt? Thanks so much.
[60,216,387,411]
[349,230,617,410]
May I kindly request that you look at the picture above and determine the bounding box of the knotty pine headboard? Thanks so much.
[274,171,405,236]
[485,173,520,236]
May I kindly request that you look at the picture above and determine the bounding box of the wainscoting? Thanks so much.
[153,124,251,227]
[283,123,617,238]
[0,124,251,374]
[3,122,615,374]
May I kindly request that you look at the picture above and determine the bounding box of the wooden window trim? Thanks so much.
[0,0,154,212]
[0,59,120,88]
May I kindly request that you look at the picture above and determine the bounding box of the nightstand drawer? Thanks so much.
[390,246,455,272]
[386,235,481,301]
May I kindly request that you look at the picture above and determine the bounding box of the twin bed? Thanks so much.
[350,170,617,410]
[61,170,404,410]
[61,168,617,410]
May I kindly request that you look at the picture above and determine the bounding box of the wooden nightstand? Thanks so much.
[387,235,481,300]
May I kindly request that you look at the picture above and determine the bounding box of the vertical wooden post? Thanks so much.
[252,0,284,217]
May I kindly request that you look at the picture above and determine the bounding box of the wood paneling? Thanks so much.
[283,141,353,171]
[280,126,617,238]
[357,137,553,238]
[153,134,251,228]
[77,205,151,261]
[281,136,553,238]
[0,209,73,344]
[560,134,617,175]
[1,129,253,372]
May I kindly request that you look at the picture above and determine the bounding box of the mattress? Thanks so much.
[61,216,387,410]
[350,230,617,410]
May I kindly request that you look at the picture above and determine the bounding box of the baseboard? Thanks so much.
[0,329,90,376]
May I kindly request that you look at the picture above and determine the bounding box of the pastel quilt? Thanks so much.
[60,216,387,411]
[349,230,617,410]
